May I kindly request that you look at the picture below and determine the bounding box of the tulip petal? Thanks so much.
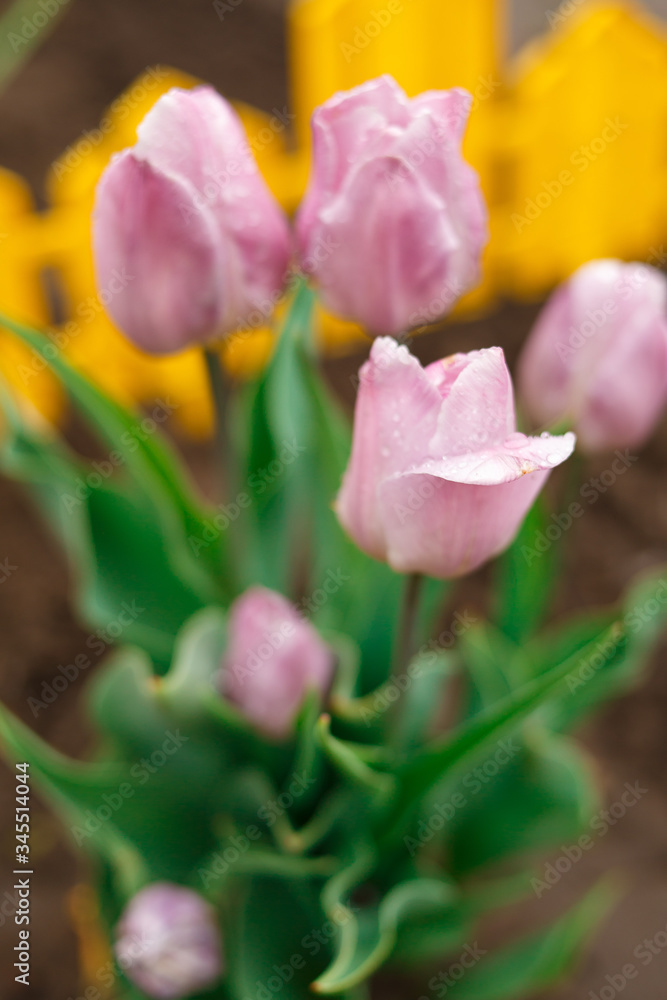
[93,151,226,354]
[115,883,223,1000]
[336,337,443,560]
[220,587,332,740]
[378,469,551,578]
[430,347,516,456]
[338,336,575,579]
[318,156,462,335]
[136,86,251,195]
[298,75,488,334]
[136,86,291,322]
[412,431,576,486]
[412,87,473,141]
[519,259,667,451]
[577,318,667,451]
[517,281,574,429]
[308,75,410,199]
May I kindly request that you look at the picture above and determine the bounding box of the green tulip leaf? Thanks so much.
[0,312,229,600]
[494,493,560,644]
[383,623,626,843]
[314,873,457,994]
[316,716,396,799]
[226,877,332,1000]
[423,879,617,1000]
[441,728,599,875]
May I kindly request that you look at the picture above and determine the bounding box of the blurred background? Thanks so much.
[2,0,667,997]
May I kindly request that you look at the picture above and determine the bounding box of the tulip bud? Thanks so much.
[93,86,291,354]
[114,882,223,999]
[219,586,333,739]
[296,75,488,337]
[336,338,575,579]
[518,260,667,452]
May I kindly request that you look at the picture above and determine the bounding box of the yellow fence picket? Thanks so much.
[2,1,667,425]
[499,1,667,297]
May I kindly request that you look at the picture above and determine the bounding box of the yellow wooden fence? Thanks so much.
[1,0,666,431]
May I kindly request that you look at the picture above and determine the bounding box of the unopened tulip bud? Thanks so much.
[93,86,291,354]
[336,338,575,578]
[114,882,223,999]
[219,587,333,739]
[297,75,488,336]
[518,260,667,452]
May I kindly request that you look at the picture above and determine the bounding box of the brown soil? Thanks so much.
[1,2,667,998]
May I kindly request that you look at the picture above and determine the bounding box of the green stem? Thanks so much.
[394,573,423,675]
[289,789,349,854]
[203,345,232,503]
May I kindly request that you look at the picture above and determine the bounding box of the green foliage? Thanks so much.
[0,299,664,1000]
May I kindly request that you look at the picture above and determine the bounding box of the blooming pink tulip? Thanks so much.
[518,260,667,452]
[296,75,488,337]
[336,339,575,579]
[219,587,333,739]
[114,882,223,999]
[93,86,291,354]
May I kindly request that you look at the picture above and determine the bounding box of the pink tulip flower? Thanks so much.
[114,882,223,999]
[93,86,291,354]
[518,259,667,452]
[336,338,575,578]
[296,75,488,336]
[219,587,333,739]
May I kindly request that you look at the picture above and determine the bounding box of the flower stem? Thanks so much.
[395,572,423,674]
[204,346,232,502]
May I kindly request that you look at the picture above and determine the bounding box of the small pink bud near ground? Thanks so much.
[219,586,334,739]
[114,882,223,999]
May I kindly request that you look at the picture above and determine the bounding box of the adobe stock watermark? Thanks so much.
[384,76,501,198]
[531,780,647,897]
[546,0,586,29]
[52,67,170,180]
[564,580,667,695]
[66,928,155,1000]
[198,771,317,888]
[296,568,350,618]
[339,0,405,61]
[27,600,145,717]
[404,738,522,857]
[189,438,307,556]
[7,0,70,54]
[60,398,178,513]
[418,941,487,999]
[213,0,243,20]
[0,557,17,584]
[205,235,340,356]
[70,729,190,846]
[222,568,350,689]
[550,263,658,363]
[19,267,135,384]
[563,629,623,695]
[179,107,296,227]
[238,905,360,1000]
[521,449,638,565]
[359,610,478,726]
[512,117,629,233]
[588,918,667,1000]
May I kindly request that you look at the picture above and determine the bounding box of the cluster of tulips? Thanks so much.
[2,73,667,1000]
[93,76,667,583]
